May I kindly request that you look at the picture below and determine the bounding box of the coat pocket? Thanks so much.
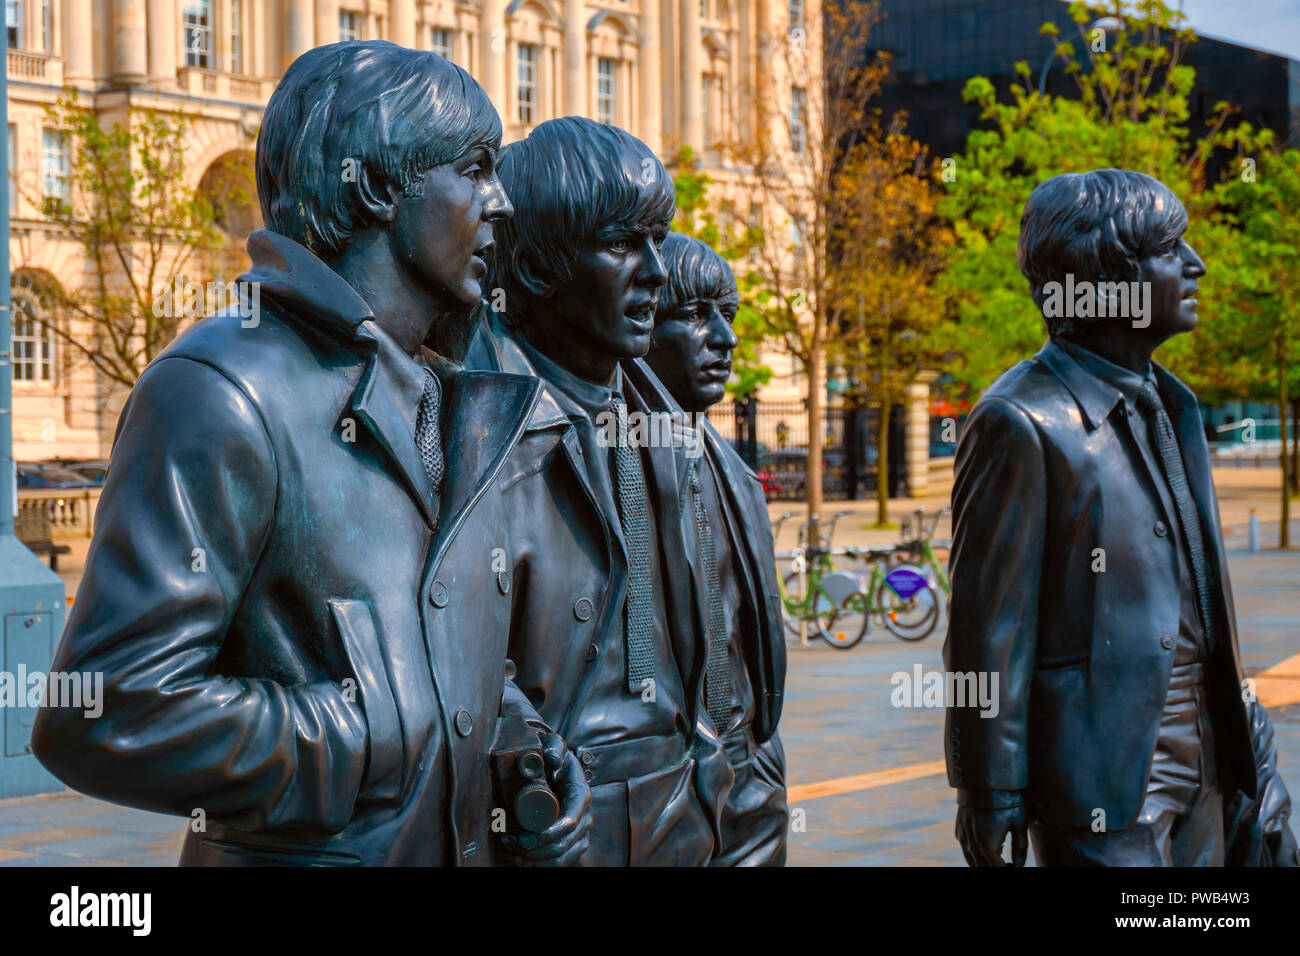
[329,598,405,804]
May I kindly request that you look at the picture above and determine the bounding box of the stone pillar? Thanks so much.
[112,0,149,83]
[286,0,314,64]
[562,0,586,116]
[315,0,339,46]
[390,0,416,47]
[147,0,176,85]
[639,3,661,153]
[679,0,701,152]
[480,0,508,120]
[62,0,94,82]
[904,376,935,496]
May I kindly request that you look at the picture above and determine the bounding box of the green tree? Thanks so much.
[12,92,230,388]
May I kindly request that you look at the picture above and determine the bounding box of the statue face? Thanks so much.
[646,296,738,412]
[1135,234,1205,339]
[393,146,512,310]
[545,225,670,370]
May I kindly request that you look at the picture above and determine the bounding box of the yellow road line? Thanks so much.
[787,760,947,803]
[787,654,1300,803]
[1254,652,1300,709]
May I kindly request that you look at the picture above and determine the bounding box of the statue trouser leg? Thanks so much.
[711,728,789,867]
[1031,664,1224,866]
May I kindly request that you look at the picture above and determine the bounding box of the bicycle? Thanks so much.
[888,506,952,616]
[772,511,940,648]
[772,510,860,644]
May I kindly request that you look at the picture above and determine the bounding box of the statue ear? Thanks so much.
[353,162,398,224]
[511,253,555,300]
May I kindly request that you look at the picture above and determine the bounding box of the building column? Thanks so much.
[639,7,661,153]
[391,0,416,47]
[679,0,701,151]
[286,0,314,65]
[146,0,176,86]
[562,0,586,116]
[315,0,339,46]
[480,0,507,120]
[112,0,149,83]
[62,0,94,82]
[904,376,935,496]
[252,0,266,75]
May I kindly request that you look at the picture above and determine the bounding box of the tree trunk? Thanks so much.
[806,345,824,545]
[876,398,890,526]
[1289,398,1299,496]
[1280,341,1291,549]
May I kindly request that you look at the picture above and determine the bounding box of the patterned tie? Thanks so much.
[1136,380,1215,650]
[688,454,732,733]
[415,368,445,493]
[611,395,655,692]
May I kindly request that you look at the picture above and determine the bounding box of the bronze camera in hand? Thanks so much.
[491,715,560,833]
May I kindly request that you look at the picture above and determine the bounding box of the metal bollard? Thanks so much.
[1249,509,1260,553]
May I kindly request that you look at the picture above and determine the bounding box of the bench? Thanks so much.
[16,502,72,571]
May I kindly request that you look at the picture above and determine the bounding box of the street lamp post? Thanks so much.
[1039,17,1123,95]
[0,55,65,798]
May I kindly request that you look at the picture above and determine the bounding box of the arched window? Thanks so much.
[11,273,57,384]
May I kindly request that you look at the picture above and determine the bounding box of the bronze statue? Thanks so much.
[945,168,1296,866]
[31,41,593,866]
[626,232,789,865]
[466,117,732,865]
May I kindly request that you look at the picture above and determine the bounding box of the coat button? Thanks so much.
[574,597,594,621]
[504,659,516,680]
[579,750,595,766]
[430,580,449,607]
[1161,634,1175,650]
[586,643,599,662]
[497,570,510,595]
[454,709,473,736]
[583,768,594,782]
[1154,521,1168,537]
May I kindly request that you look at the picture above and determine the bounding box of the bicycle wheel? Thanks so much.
[876,567,939,642]
[822,591,869,649]
[782,570,837,639]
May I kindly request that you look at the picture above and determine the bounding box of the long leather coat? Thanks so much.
[32,230,546,866]
[944,338,1257,830]
[620,358,786,741]
[465,315,732,862]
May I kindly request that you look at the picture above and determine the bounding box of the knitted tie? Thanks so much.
[688,454,732,733]
[415,368,445,493]
[1136,380,1215,650]
[611,395,655,692]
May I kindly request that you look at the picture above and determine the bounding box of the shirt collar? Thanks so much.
[367,318,432,436]
[1054,336,1155,409]
[516,333,623,420]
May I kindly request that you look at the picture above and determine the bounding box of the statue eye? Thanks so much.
[610,236,631,253]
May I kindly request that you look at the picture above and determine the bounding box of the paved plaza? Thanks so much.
[2,468,1297,866]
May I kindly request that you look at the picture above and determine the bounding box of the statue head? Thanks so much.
[256,41,511,343]
[645,232,739,412]
[1017,169,1205,343]
[487,116,674,382]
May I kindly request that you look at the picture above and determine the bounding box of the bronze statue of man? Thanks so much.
[945,168,1296,866]
[624,232,789,866]
[32,41,592,866]
[466,117,731,865]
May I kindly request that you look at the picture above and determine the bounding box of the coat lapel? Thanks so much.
[430,367,542,566]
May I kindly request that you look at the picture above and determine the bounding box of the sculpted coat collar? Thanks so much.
[240,229,541,545]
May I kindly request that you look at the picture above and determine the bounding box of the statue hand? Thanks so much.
[955,790,1028,867]
[503,731,593,866]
